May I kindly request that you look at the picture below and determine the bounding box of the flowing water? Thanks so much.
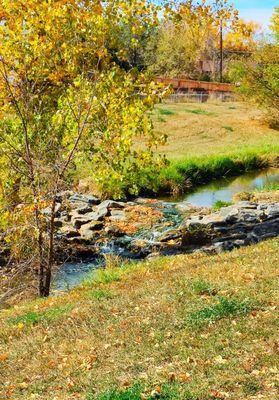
[53,168,279,292]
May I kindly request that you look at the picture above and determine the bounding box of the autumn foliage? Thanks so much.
[0,0,168,296]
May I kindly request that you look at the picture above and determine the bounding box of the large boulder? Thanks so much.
[80,220,104,232]
[98,200,125,209]
[79,229,100,242]
[74,206,93,215]
[158,228,182,243]
[104,225,125,237]
[42,203,62,218]
[71,215,96,229]
[71,209,108,228]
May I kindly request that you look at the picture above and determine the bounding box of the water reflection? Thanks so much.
[180,168,279,207]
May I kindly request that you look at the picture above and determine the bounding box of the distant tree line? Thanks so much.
[111,0,262,83]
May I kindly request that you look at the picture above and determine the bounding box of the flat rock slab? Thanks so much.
[266,204,279,219]
[109,209,126,221]
[75,206,93,215]
[69,193,100,205]
[98,200,125,209]
[59,226,81,238]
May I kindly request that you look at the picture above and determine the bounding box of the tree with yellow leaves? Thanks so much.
[146,0,260,82]
[0,0,166,298]
[229,8,279,128]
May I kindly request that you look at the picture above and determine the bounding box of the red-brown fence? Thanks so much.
[156,77,234,93]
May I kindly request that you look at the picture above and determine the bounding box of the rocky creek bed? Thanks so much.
[51,190,279,290]
[1,168,278,291]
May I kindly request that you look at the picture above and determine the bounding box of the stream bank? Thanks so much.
[159,150,279,195]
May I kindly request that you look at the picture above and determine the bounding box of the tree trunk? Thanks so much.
[38,196,57,297]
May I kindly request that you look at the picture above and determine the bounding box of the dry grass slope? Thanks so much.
[153,101,279,160]
[0,238,278,400]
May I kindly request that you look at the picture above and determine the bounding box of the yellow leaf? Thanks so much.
[17,322,24,330]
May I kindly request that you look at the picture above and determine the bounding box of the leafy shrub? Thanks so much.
[76,69,169,199]
[230,42,279,128]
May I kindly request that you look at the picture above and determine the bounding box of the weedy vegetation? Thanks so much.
[212,200,233,210]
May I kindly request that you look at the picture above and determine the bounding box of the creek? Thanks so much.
[52,168,279,292]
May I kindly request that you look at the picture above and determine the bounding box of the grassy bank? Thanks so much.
[150,101,279,194]
[77,101,278,198]
[159,145,279,193]
[153,101,279,160]
[1,238,278,399]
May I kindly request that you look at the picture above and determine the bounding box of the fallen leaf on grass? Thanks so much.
[178,372,191,382]
[0,353,9,362]
[17,322,24,330]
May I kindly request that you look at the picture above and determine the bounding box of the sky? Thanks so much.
[231,0,277,29]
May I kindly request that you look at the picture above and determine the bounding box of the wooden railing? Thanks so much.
[156,77,234,93]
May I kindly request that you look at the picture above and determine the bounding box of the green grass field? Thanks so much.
[1,239,278,399]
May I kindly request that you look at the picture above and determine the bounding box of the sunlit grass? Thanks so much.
[256,182,279,192]
[0,238,278,399]
[7,304,73,326]
[154,101,279,161]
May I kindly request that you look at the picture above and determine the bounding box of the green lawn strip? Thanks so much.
[86,289,115,300]
[186,296,258,328]
[158,108,175,116]
[88,382,196,400]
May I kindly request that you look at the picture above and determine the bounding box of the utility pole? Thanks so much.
[219,19,223,83]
